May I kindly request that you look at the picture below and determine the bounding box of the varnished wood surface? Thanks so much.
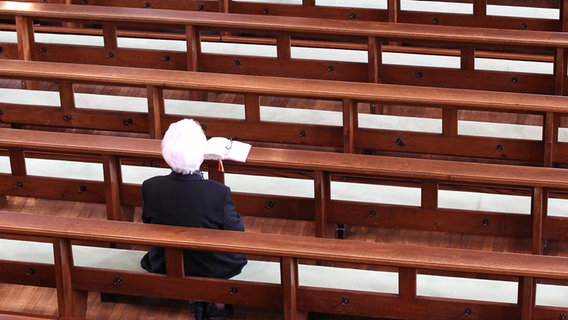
[0,195,540,254]
[0,197,285,319]
[2,192,567,319]
[2,60,568,113]
[1,1,567,47]
[1,284,293,320]
[4,0,564,33]
[0,3,566,318]
[2,126,568,189]
[0,61,567,320]
[4,209,568,278]
[0,204,370,320]
[0,198,564,319]
[1,1,566,98]
[2,60,567,165]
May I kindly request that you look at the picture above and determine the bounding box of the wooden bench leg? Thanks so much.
[54,238,88,318]
[281,257,308,320]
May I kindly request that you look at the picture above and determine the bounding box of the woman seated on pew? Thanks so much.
[140,118,247,320]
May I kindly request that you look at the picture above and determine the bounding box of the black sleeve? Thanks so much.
[141,180,156,224]
[221,188,245,231]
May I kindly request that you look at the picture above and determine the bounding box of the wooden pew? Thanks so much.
[2,59,568,166]
[2,127,568,255]
[1,1,568,94]
[2,211,568,320]
[228,0,567,31]
[18,0,568,32]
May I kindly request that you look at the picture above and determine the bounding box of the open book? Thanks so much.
[203,137,251,162]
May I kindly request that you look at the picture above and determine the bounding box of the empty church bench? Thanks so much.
[2,127,568,254]
[8,0,566,31]
[2,211,568,320]
[1,1,568,94]
[70,0,567,32]
[2,60,568,166]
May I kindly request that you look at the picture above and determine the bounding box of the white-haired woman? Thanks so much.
[140,119,247,320]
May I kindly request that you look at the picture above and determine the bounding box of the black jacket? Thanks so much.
[140,171,247,278]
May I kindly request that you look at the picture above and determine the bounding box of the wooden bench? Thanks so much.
[188,0,568,32]
[14,0,568,31]
[2,59,568,166]
[1,1,568,94]
[2,211,568,319]
[2,127,568,254]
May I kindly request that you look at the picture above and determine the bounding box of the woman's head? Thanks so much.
[161,119,207,174]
